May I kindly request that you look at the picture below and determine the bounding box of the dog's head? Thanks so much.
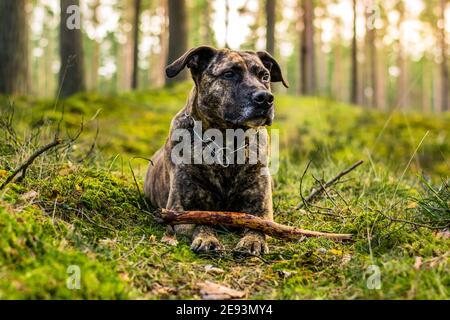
[166,46,288,128]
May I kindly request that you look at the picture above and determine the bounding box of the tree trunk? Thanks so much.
[152,0,168,87]
[300,0,316,95]
[422,59,432,113]
[224,0,230,48]
[201,0,214,45]
[118,0,134,92]
[91,0,101,91]
[0,0,29,95]
[396,1,408,110]
[59,0,86,98]
[166,0,188,84]
[131,0,142,90]
[265,0,276,55]
[351,0,359,104]
[332,27,344,102]
[365,2,379,108]
[440,0,449,112]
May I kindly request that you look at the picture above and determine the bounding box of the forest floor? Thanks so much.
[0,83,449,299]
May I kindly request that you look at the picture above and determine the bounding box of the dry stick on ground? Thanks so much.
[0,116,84,191]
[370,207,448,230]
[0,138,63,191]
[161,209,353,241]
[294,160,364,211]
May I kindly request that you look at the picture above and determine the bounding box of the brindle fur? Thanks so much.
[144,46,288,255]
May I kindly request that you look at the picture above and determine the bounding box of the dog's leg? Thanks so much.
[232,171,273,255]
[190,225,223,253]
[166,168,223,252]
[235,230,269,256]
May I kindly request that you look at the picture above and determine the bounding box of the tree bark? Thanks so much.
[132,0,142,90]
[365,2,379,108]
[265,0,276,55]
[224,0,230,48]
[201,0,214,45]
[300,0,316,95]
[59,0,86,98]
[91,0,101,91]
[396,1,408,110]
[351,0,359,105]
[440,0,449,112]
[0,0,29,95]
[166,0,188,84]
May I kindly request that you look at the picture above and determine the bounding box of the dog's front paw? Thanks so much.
[235,232,269,256]
[190,227,223,253]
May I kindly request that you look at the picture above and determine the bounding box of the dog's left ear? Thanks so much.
[166,46,217,78]
[256,51,289,88]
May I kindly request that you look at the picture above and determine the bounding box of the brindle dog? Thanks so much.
[144,46,288,255]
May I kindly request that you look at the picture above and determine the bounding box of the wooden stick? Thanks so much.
[161,209,352,241]
[295,160,364,210]
[0,138,62,191]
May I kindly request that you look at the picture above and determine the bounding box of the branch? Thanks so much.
[161,209,353,241]
[295,160,364,210]
[0,138,62,191]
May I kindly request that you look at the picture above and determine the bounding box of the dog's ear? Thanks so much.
[256,51,289,88]
[166,46,217,78]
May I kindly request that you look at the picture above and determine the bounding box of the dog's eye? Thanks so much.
[261,72,270,83]
[222,71,235,80]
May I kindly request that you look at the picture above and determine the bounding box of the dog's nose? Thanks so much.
[252,91,274,106]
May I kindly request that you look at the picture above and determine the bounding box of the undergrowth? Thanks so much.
[0,83,449,299]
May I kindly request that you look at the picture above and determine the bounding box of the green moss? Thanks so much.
[0,205,129,299]
[0,83,449,299]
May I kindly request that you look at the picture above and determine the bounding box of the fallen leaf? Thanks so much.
[151,283,176,296]
[340,253,352,266]
[277,270,296,279]
[21,190,38,203]
[414,256,423,270]
[329,249,343,256]
[414,252,449,270]
[406,202,418,209]
[434,230,450,240]
[0,169,8,178]
[161,234,178,246]
[204,265,225,274]
[425,252,449,269]
[119,272,130,281]
[197,281,246,300]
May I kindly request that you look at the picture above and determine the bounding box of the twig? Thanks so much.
[115,235,146,261]
[311,173,337,207]
[128,157,160,222]
[299,160,312,210]
[294,160,364,210]
[0,138,63,191]
[78,118,99,163]
[161,209,353,241]
[371,207,447,230]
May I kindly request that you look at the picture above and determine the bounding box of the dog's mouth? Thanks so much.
[225,105,274,128]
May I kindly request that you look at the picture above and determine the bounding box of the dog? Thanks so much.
[144,46,288,255]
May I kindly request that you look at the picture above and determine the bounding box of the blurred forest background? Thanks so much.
[0,0,449,112]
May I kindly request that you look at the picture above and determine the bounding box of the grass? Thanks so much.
[0,83,449,299]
